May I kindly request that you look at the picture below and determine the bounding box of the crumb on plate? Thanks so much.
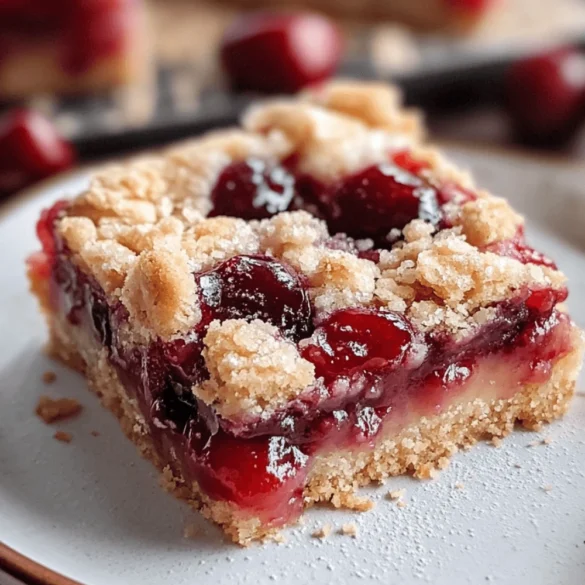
[36,395,82,424]
[312,524,332,539]
[42,371,57,384]
[339,523,358,537]
[53,430,72,443]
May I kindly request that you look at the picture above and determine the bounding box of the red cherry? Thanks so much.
[209,159,295,220]
[220,11,342,93]
[0,109,75,196]
[330,163,441,247]
[301,308,413,383]
[505,48,585,144]
[196,255,313,342]
[196,434,308,511]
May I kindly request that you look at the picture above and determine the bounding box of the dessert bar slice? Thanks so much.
[0,0,147,99]
[28,81,584,544]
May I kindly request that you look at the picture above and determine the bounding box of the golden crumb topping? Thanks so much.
[196,319,315,417]
[50,79,568,365]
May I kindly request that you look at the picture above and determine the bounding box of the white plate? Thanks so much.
[1,147,584,585]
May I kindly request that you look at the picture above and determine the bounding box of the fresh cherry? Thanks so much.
[301,308,413,383]
[196,255,313,342]
[0,109,75,197]
[209,159,295,220]
[329,163,441,246]
[505,48,585,145]
[61,0,130,74]
[220,11,342,93]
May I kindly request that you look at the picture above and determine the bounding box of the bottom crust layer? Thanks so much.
[47,311,584,545]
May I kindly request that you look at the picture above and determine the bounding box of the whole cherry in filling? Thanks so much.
[302,308,414,384]
[193,432,309,512]
[209,158,296,220]
[196,255,312,342]
[329,163,441,246]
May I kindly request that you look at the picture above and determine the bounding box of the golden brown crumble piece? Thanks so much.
[53,430,73,443]
[197,319,315,417]
[386,488,407,501]
[339,522,358,537]
[36,396,82,424]
[312,524,332,539]
[42,371,57,384]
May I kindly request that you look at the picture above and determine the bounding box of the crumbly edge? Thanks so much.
[53,79,551,353]
[45,302,584,545]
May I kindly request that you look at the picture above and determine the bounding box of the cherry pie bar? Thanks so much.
[0,0,146,98]
[28,81,584,544]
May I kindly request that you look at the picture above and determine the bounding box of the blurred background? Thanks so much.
[2,0,585,198]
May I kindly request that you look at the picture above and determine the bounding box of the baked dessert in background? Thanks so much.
[0,0,147,99]
[223,0,498,32]
[27,80,584,544]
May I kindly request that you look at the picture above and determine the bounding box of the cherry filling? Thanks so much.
[301,308,414,384]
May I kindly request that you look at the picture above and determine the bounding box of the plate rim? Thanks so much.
[0,141,581,585]
[0,543,82,585]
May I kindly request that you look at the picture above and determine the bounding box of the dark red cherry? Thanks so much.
[0,109,75,196]
[209,159,295,220]
[196,255,312,342]
[330,163,441,246]
[301,308,413,383]
[505,48,585,145]
[196,434,308,511]
[220,11,342,93]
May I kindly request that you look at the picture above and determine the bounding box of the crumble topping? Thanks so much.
[121,246,200,340]
[36,396,82,424]
[302,79,422,139]
[182,217,260,271]
[49,80,570,396]
[309,250,380,316]
[196,319,316,417]
[455,195,524,247]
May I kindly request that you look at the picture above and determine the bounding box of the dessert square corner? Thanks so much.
[27,80,584,545]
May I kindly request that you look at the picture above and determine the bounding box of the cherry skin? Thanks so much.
[505,48,585,145]
[329,163,441,246]
[301,308,414,384]
[0,109,75,197]
[196,255,313,342]
[209,159,296,220]
[220,11,342,93]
